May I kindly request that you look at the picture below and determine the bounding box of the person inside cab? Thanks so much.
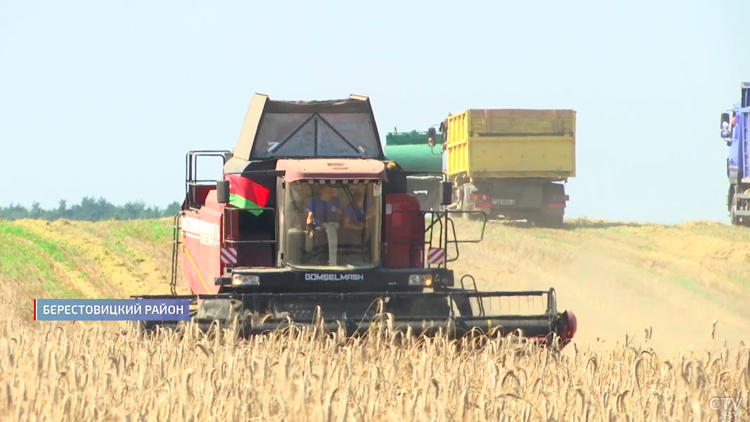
[722,112,737,145]
[306,185,342,229]
[305,184,342,265]
[342,190,376,248]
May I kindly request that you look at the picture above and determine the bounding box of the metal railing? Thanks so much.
[169,211,184,295]
[184,150,231,211]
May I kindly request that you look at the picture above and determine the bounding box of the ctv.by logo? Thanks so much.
[709,397,742,420]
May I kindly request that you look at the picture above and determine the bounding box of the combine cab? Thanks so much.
[134,94,577,347]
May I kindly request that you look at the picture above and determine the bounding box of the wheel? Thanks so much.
[731,189,744,226]
[731,201,740,225]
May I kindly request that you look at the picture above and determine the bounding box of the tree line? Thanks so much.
[0,197,181,221]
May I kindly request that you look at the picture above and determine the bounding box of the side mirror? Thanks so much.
[427,127,437,147]
[441,181,453,206]
[720,113,732,139]
[216,180,230,204]
[721,112,730,129]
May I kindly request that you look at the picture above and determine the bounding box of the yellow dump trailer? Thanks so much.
[441,109,576,228]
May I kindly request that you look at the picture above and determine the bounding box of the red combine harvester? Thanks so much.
[134,94,577,347]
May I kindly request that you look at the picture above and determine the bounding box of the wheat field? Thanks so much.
[0,320,748,421]
[0,217,749,421]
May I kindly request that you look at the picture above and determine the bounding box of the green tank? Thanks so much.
[384,128,445,210]
[383,129,444,173]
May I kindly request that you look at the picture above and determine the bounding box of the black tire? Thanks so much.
[731,204,740,226]
[728,186,734,214]
[729,187,750,227]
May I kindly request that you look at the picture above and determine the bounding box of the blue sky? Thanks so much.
[1,0,748,224]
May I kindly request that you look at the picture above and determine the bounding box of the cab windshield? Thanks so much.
[283,180,382,269]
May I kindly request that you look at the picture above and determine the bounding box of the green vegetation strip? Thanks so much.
[0,222,79,298]
[111,219,173,244]
[645,268,750,319]
[72,219,173,265]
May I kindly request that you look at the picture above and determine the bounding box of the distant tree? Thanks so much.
[1,204,29,220]
[53,199,69,220]
[30,202,43,219]
[0,197,182,222]
[164,201,181,216]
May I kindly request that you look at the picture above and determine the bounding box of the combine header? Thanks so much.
[134,93,577,347]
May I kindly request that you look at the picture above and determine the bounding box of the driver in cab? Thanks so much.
[305,185,343,264]
[306,185,342,232]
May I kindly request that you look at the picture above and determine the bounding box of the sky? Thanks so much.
[1,0,749,224]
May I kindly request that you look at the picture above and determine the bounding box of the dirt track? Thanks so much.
[448,218,750,356]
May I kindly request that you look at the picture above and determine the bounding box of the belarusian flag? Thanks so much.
[225,174,270,216]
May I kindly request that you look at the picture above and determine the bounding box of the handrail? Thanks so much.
[169,211,184,295]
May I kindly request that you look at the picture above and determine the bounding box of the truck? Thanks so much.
[132,93,578,347]
[383,128,445,211]
[436,108,576,228]
[721,82,750,226]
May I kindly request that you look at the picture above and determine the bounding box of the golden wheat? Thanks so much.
[0,319,747,422]
[3,218,750,421]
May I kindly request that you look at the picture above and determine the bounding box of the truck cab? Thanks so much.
[721,82,750,226]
